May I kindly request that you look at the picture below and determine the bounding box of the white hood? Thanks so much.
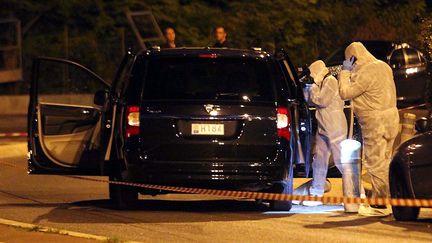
[308,60,329,84]
[344,42,377,66]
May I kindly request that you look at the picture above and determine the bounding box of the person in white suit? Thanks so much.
[303,60,347,206]
[339,42,399,216]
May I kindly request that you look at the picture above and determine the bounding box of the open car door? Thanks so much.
[28,57,111,175]
[276,50,313,177]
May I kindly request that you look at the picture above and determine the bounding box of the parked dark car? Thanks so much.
[27,48,313,210]
[325,40,430,107]
[389,117,432,221]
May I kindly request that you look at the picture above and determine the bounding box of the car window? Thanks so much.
[113,57,135,97]
[37,60,107,106]
[389,49,405,69]
[405,48,421,65]
[142,57,275,102]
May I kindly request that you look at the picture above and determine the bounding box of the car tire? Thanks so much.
[269,181,293,211]
[109,172,139,210]
[390,167,420,221]
[269,166,294,211]
[392,204,420,221]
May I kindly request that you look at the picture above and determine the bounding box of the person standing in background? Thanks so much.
[161,27,177,48]
[213,26,230,48]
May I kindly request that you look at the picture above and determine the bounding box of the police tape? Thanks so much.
[1,160,431,208]
[66,176,432,207]
[0,132,27,138]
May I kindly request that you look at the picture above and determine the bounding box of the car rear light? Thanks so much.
[199,53,218,58]
[126,106,140,137]
[277,107,291,140]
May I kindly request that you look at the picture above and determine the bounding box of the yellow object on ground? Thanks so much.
[358,204,392,217]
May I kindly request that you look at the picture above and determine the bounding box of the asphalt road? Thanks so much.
[0,138,431,242]
[0,115,26,133]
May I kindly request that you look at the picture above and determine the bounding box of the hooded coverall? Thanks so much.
[339,42,399,200]
[309,60,348,196]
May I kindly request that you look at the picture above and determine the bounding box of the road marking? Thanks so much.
[0,218,141,243]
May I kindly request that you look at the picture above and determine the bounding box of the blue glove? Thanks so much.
[342,57,356,71]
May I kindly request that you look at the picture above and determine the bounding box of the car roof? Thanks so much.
[139,47,272,59]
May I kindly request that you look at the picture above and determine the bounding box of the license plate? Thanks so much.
[191,123,224,135]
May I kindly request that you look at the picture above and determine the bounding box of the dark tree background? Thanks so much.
[0,0,428,89]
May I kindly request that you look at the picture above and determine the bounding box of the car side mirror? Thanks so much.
[94,89,109,106]
[415,117,430,133]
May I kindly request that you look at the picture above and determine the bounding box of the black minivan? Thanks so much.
[28,48,312,210]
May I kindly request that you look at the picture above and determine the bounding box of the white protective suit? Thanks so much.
[308,60,348,197]
[339,42,399,200]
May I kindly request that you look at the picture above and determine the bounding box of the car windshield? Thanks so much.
[326,42,393,66]
[142,57,275,102]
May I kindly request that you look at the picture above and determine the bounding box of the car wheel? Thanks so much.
[269,166,294,211]
[269,181,293,211]
[109,172,139,210]
[390,167,420,221]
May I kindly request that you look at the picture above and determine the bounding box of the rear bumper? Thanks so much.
[125,160,286,191]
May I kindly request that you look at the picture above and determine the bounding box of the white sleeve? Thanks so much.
[338,70,366,100]
[310,76,338,108]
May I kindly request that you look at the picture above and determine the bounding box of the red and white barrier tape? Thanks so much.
[1,160,431,208]
[0,132,27,138]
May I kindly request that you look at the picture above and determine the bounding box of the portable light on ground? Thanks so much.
[340,139,361,213]
[340,139,361,163]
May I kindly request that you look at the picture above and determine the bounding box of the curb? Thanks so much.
[0,218,141,243]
